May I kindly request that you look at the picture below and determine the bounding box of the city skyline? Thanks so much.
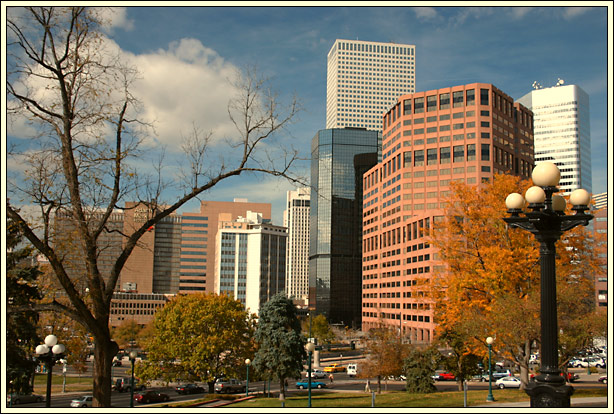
[4,4,611,225]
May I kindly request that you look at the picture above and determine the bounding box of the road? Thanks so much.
[17,364,606,408]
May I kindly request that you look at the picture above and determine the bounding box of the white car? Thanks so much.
[70,395,93,407]
[495,376,522,389]
[306,368,326,379]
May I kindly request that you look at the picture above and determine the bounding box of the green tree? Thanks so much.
[402,346,441,394]
[7,6,302,407]
[253,293,305,402]
[437,327,483,390]
[6,216,43,394]
[304,314,336,345]
[135,293,256,393]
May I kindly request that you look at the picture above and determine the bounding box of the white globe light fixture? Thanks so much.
[532,162,560,187]
[503,161,593,407]
[44,334,58,347]
[35,334,65,407]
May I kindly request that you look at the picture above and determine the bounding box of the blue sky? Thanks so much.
[5,4,611,224]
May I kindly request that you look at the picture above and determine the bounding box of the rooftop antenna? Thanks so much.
[532,81,542,90]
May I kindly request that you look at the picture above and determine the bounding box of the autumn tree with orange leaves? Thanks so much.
[428,174,604,388]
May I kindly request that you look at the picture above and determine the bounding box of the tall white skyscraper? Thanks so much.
[283,187,310,304]
[326,39,416,131]
[517,83,592,195]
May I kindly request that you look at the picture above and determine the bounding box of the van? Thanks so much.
[347,363,358,377]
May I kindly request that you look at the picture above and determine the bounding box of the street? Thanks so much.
[16,365,607,408]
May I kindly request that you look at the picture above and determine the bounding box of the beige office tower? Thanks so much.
[283,187,310,305]
[326,39,416,131]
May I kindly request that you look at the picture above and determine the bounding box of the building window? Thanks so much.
[414,150,424,166]
[453,145,464,163]
[440,147,451,164]
[453,91,464,108]
[481,144,490,161]
[467,144,476,161]
[439,93,450,110]
[427,95,437,112]
[427,148,438,165]
[414,97,424,114]
[480,88,489,106]
[403,99,412,115]
[466,89,475,106]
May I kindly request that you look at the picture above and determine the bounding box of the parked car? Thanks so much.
[296,380,327,389]
[133,391,170,404]
[439,372,456,381]
[569,357,606,368]
[598,375,607,384]
[175,383,205,394]
[306,368,327,379]
[113,377,145,393]
[214,378,245,394]
[70,395,93,408]
[562,372,579,382]
[7,393,44,405]
[323,363,346,373]
[496,376,522,389]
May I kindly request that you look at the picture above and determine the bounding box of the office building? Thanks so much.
[361,83,534,342]
[179,199,272,294]
[517,82,591,195]
[592,192,607,210]
[326,39,416,131]
[284,187,311,305]
[214,211,287,315]
[310,127,380,328]
[592,193,607,309]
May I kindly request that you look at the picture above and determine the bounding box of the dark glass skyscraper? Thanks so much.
[309,127,380,328]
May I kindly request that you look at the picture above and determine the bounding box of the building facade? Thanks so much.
[517,83,591,195]
[592,194,607,309]
[326,39,416,131]
[178,199,272,294]
[284,187,311,305]
[214,211,287,315]
[361,83,534,343]
[310,127,380,328]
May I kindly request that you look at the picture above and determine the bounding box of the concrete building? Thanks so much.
[310,127,380,328]
[284,187,311,305]
[517,82,591,195]
[326,39,416,131]
[214,211,287,315]
[592,194,607,309]
[361,83,534,343]
[178,199,272,294]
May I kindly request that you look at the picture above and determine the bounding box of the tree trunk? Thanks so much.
[279,378,286,401]
[92,338,119,407]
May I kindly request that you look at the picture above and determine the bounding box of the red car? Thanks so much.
[436,372,456,381]
[133,391,170,404]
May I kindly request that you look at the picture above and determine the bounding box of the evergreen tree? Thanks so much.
[402,346,441,394]
[253,293,305,401]
[7,217,43,394]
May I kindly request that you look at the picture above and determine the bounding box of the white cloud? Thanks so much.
[413,7,438,20]
[119,38,243,149]
[93,7,135,33]
[509,7,534,19]
[562,7,592,20]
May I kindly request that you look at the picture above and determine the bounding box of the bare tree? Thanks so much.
[6,6,303,407]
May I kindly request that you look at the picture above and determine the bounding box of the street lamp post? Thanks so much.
[129,350,138,408]
[35,334,65,408]
[503,162,593,408]
[486,337,495,402]
[245,358,251,397]
[306,341,316,407]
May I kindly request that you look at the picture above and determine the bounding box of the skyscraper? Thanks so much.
[517,82,591,195]
[284,187,311,305]
[362,83,534,342]
[326,39,416,131]
[310,127,380,328]
[215,211,287,315]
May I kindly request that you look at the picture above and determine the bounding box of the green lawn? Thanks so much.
[32,373,93,394]
[209,388,608,408]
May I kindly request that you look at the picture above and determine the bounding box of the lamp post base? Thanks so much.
[525,381,573,407]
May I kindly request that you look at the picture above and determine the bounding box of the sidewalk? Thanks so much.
[473,396,608,408]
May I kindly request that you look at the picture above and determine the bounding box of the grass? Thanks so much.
[32,373,95,394]
[193,388,607,408]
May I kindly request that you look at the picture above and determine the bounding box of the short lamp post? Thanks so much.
[35,334,65,408]
[129,350,138,408]
[245,358,251,397]
[306,341,316,408]
[503,162,593,407]
[486,337,495,402]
